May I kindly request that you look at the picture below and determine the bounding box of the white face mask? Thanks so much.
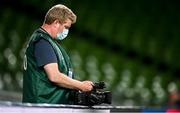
[56,28,69,40]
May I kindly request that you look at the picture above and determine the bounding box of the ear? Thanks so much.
[54,19,59,24]
[53,19,60,28]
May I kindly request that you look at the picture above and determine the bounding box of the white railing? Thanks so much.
[0,101,141,113]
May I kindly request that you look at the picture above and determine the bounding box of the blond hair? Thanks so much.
[44,4,76,24]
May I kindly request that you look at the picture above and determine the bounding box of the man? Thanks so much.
[23,4,93,104]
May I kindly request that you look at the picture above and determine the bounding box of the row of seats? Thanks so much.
[70,0,180,68]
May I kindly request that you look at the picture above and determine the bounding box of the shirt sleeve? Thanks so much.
[34,38,57,67]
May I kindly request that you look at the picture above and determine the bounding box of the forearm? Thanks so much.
[53,72,82,90]
[44,63,92,92]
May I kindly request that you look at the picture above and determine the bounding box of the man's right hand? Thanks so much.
[80,81,93,92]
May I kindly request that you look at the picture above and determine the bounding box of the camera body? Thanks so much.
[74,82,112,106]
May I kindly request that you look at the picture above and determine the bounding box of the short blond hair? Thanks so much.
[44,4,76,24]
